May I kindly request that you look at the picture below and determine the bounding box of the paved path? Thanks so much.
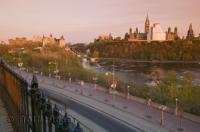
[0,97,13,132]
[14,68,200,132]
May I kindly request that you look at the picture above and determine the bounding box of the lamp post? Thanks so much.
[105,72,110,93]
[175,98,178,116]
[104,72,111,102]
[55,61,59,79]
[146,98,152,118]
[80,80,84,95]
[93,76,98,90]
[159,105,167,126]
[111,82,117,107]
[68,72,71,83]
[177,106,184,131]
[48,61,52,78]
[126,85,130,99]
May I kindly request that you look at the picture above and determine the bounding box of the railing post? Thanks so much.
[41,93,47,132]
[23,81,30,132]
[61,112,70,132]
[53,104,60,132]
[31,74,39,132]
[35,90,42,132]
[46,100,53,132]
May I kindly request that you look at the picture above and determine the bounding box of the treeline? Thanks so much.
[88,40,200,61]
[0,42,111,85]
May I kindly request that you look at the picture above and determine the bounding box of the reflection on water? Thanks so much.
[82,59,200,86]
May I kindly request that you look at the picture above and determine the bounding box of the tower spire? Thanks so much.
[187,23,194,40]
[145,13,150,33]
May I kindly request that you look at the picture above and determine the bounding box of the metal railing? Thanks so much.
[0,58,92,132]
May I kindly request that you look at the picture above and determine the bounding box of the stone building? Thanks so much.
[144,14,150,34]
[42,34,55,47]
[166,27,179,41]
[95,34,113,42]
[127,27,147,41]
[127,15,149,41]
[8,37,28,45]
[59,35,66,48]
[149,23,166,41]
[41,34,67,47]
[32,35,43,42]
[186,23,194,40]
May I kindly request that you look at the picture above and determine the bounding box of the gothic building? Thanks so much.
[166,27,179,41]
[42,34,67,47]
[95,33,113,42]
[126,15,149,41]
[59,35,66,48]
[149,23,166,41]
[186,23,194,40]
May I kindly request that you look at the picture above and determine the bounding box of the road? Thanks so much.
[43,88,141,132]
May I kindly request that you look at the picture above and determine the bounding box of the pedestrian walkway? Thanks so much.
[0,97,13,132]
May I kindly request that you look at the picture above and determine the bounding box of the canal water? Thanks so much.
[82,59,200,87]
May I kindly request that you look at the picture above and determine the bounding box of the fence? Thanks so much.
[0,59,90,132]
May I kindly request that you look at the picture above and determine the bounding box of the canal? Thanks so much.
[82,58,200,87]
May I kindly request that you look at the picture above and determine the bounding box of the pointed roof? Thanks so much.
[60,35,64,40]
[168,27,171,32]
[145,13,150,23]
[189,23,193,30]
[49,33,53,37]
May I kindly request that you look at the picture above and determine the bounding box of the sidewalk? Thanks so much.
[15,69,200,132]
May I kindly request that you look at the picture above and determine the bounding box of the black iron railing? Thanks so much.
[0,59,90,132]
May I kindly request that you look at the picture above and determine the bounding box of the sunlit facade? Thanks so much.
[149,23,166,41]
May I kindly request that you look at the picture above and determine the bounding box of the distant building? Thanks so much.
[114,36,122,41]
[95,33,113,42]
[0,41,6,45]
[127,15,149,41]
[41,34,67,47]
[166,27,179,41]
[128,27,148,41]
[32,35,43,42]
[42,34,55,46]
[149,23,166,41]
[144,14,150,34]
[8,37,28,45]
[186,23,194,40]
[59,35,66,48]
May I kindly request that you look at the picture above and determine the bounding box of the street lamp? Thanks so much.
[93,76,98,90]
[48,61,52,77]
[68,72,71,83]
[159,105,167,126]
[146,98,152,118]
[177,106,184,131]
[105,72,111,93]
[111,81,117,107]
[175,98,178,116]
[126,85,130,99]
[80,80,84,94]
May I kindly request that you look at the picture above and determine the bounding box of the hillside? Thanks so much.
[88,40,200,61]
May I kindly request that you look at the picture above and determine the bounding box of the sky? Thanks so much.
[0,0,200,43]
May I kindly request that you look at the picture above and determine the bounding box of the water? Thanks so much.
[82,59,200,86]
